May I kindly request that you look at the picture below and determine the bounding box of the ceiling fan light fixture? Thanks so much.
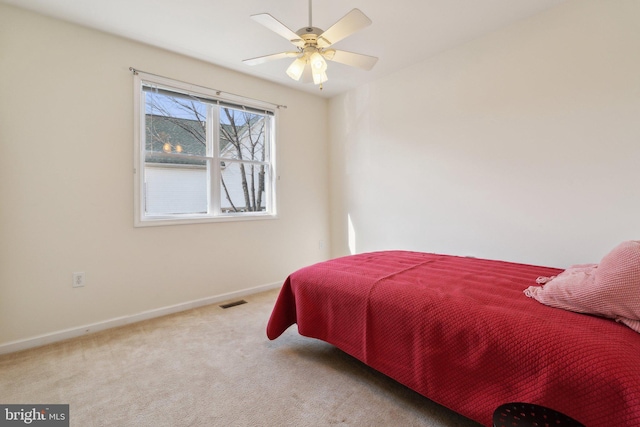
[286,57,306,81]
[312,68,328,85]
[322,49,336,61]
[310,51,328,86]
[310,51,327,72]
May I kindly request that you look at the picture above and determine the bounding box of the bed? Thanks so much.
[266,250,640,426]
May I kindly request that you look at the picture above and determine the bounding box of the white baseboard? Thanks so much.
[0,281,282,355]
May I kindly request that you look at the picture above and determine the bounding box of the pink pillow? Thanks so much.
[524,241,640,332]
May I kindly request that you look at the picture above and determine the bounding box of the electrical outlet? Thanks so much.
[73,272,85,288]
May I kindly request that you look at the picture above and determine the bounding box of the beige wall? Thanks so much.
[0,4,330,347]
[329,0,640,268]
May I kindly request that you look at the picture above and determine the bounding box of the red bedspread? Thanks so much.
[267,251,640,426]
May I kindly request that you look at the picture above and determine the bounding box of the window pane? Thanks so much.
[144,88,209,215]
[220,162,268,213]
[144,165,208,215]
[145,90,206,158]
[219,107,267,162]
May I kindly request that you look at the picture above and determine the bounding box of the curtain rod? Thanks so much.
[129,67,287,110]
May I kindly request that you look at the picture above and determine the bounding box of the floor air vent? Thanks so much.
[219,299,248,309]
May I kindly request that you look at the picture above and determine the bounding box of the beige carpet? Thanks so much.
[0,288,482,426]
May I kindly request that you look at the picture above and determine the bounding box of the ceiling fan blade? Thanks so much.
[243,52,299,66]
[324,50,378,70]
[251,14,305,47]
[317,9,372,48]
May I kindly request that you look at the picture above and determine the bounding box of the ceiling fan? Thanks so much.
[243,0,378,90]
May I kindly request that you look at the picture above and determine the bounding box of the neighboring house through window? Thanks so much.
[133,72,277,226]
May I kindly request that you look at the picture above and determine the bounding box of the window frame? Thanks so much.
[133,72,278,227]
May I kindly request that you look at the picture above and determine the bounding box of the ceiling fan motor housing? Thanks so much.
[298,27,323,37]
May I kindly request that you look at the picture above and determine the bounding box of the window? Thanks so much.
[133,72,277,226]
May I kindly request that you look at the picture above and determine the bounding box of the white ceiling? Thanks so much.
[2,0,566,98]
